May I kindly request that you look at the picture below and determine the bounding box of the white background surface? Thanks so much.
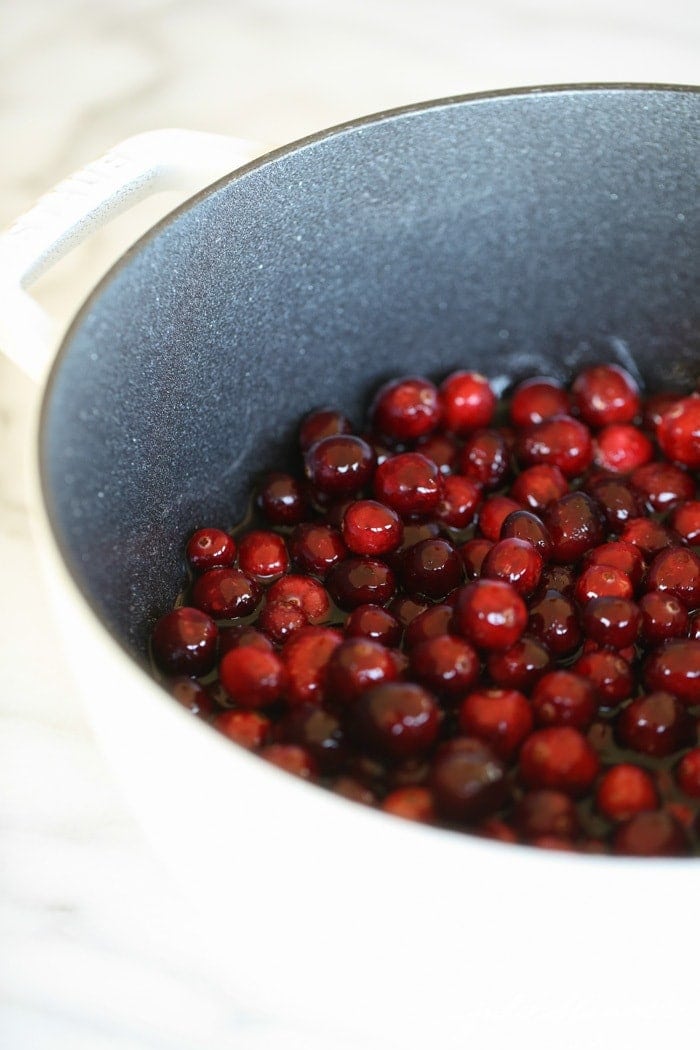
[1,2,699,1047]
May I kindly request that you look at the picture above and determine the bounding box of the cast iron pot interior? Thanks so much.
[41,85,699,662]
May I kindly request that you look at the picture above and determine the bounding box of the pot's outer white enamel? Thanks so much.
[5,89,700,1049]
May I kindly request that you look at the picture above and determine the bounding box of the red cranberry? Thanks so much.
[373,452,443,517]
[214,709,271,749]
[613,811,688,857]
[219,625,274,656]
[353,682,441,760]
[341,499,403,556]
[689,611,700,640]
[519,727,599,795]
[258,600,308,643]
[327,557,396,610]
[266,574,330,624]
[596,764,658,821]
[571,650,633,706]
[644,639,700,704]
[416,431,459,474]
[459,429,510,490]
[620,517,683,560]
[528,589,582,657]
[344,604,402,647]
[574,564,634,605]
[617,690,693,755]
[276,704,347,772]
[458,538,494,579]
[151,606,218,676]
[435,474,482,529]
[401,538,464,600]
[582,596,641,649]
[281,626,343,706]
[477,495,522,542]
[169,676,216,717]
[531,671,598,729]
[257,472,308,526]
[388,595,429,628]
[304,434,375,496]
[631,461,695,513]
[594,424,653,474]
[219,647,286,707]
[669,500,700,544]
[410,634,480,699]
[482,538,543,598]
[238,530,289,580]
[477,818,519,843]
[191,568,261,618]
[298,407,353,451]
[638,591,689,646]
[289,523,347,577]
[588,477,647,530]
[509,377,570,427]
[647,547,700,608]
[381,786,435,822]
[571,363,640,426]
[513,789,580,840]
[486,635,552,690]
[543,492,604,564]
[260,743,317,779]
[517,414,593,478]
[454,579,528,651]
[430,737,507,821]
[510,464,569,513]
[325,638,398,706]
[538,564,576,597]
[643,392,681,431]
[458,688,533,760]
[500,509,553,560]
[186,527,236,573]
[439,371,496,434]
[676,748,700,797]
[371,375,441,441]
[583,541,645,591]
[404,604,454,648]
[657,395,700,469]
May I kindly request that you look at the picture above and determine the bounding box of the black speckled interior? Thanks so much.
[40,86,699,661]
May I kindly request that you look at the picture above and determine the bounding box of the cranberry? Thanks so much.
[538,564,576,597]
[439,371,496,434]
[325,637,398,706]
[517,414,593,478]
[430,737,507,821]
[528,589,582,657]
[257,472,308,526]
[186,527,236,573]
[596,764,658,821]
[289,523,347,577]
[344,604,402,647]
[276,705,347,772]
[219,625,274,656]
[281,625,343,706]
[620,517,683,559]
[583,541,646,591]
[486,635,552,690]
[341,499,403,556]
[543,492,604,564]
[613,811,688,857]
[388,595,429,628]
[617,691,693,755]
[260,743,317,778]
[644,639,700,703]
[214,709,271,749]
[458,688,533,760]
[657,395,700,469]
[477,818,519,843]
[519,727,600,795]
[458,538,494,579]
[263,575,328,626]
[435,474,482,529]
[647,547,700,608]
[404,604,454,648]
[454,579,528,651]
[676,748,700,797]
[510,464,569,513]
[509,377,570,428]
[588,477,647,530]
[353,682,441,760]
[571,363,640,426]
[219,646,286,707]
[258,600,308,643]
[151,607,218,676]
[477,495,522,542]
[298,407,353,451]
[643,392,681,430]
[374,452,443,517]
[594,424,653,474]
[304,434,375,496]
[371,375,441,441]
[638,591,689,646]
[571,650,633,706]
[332,775,377,805]
[381,786,436,822]
[531,671,598,729]
[574,564,634,605]
[459,429,510,490]
[482,537,543,597]
[416,431,459,474]
[669,500,700,545]
[401,538,464,600]
[410,634,480,699]
[169,676,216,718]
[631,461,695,513]
[500,509,553,560]
[513,789,580,840]
[238,530,289,580]
[327,557,396,610]
[582,596,641,649]
[689,611,700,640]
[191,567,261,618]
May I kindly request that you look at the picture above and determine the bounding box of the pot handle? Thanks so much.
[0,129,267,383]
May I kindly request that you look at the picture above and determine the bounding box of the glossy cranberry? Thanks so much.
[543,492,604,564]
[458,688,533,760]
[486,635,552,690]
[613,811,688,857]
[617,691,693,755]
[388,595,429,629]
[340,499,403,557]
[258,600,308,643]
[327,557,396,610]
[289,523,347,577]
[513,790,580,840]
[298,407,353,451]
[574,564,634,605]
[214,709,271,749]
[304,434,375,496]
[596,765,658,822]
[500,509,553,560]
[519,727,599,795]
[620,517,683,560]
[647,547,700,608]
[256,472,308,526]
[265,575,329,624]
[415,432,459,474]
[401,605,452,649]
[260,743,317,778]
[482,538,543,598]
[373,453,443,518]
[435,474,482,529]
[454,579,528,651]
[281,626,343,706]
[638,591,689,646]
[325,638,398,706]
[689,611,700,640]
[583,541,645,591]
[676,748,700,797]
[219,647,286,708]
[238,530,289,580]
[669,500,700,544]
[517,414,593,478]
[594,424,653,474]
[185,527,236,573]
[631,461,695,513]
[531,671,598,729]
[371,375,441,441]
[386,520,442,569]
[409,634,479,699]
[430,737,507,821]
[381,786,435,822]
[344,604,402,647]
[571,651,634,706]
[276,704,347,772]
[168,676,216,717]
[401,538,463,600]
[218,624,274,656]
[509,377,570,428]
[571,363,640,426]
[458,538,494,579]
[588,477,646,530]
[528,589,582,657]
[477,495,522,542]
[510,464,569,513]
[538,564,576,597]
[657,395,700,469]
[439,370,496,434]
[643,392,681,431]
[353,682,441,760]
[191,568,261,618]
[459,429,509,490]
[582,595,641,648]
[644,639,700,704]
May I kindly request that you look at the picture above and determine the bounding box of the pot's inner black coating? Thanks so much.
[40,87,699,660]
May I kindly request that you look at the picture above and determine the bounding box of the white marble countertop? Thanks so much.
[1,2,698,1047]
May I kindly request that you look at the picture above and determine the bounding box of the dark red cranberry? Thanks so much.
[482,537,543,598]
[543,492,604,564]
[304,434,375,496]
[344,604,402,647]
[435,475,482,529]
[325,638,398,706]
[401,538,464,600]
[458,538,494,579]
[669,500,700,544]
[458,688,533,760]
[517,414,593,478]
[643,639,700,704]
[371,375,441,441]
[214,709,271,749]
[169,676,216,717]
[531,671,598,729]
[643,392,681,431]
[582,596,641,649]
[266,574,330,624]
[439,371,496,434]
[538,564,576,597]
[373,453,442,518]
[415,432,459,474]
[289,523,347,577]
[191,568,261,618]
[238,530,289,580]
[459,429,510,490]
[260,743,317,779]
[430,737,507,821]
[186,527,236,573]
[583,541,645,591]
[388,595,429,628]
[454,579,528,651]
[631,461,695,513]
[657,395,700,469]
[587,477,647,530]
[510,464,569,513]
[381,786,435,822]
[353,682,441,759]
[258,600,308,643]
[500,509,553,560]
[257,472,308,526]
[574,564,634,605]
[513,789,580,840]
[327,557,396,610]
[571,363,640,426]
[341,499,403,556]
[647,547,700,608]
[281,626,343,706]
[689,611,700,640]
[298,407,353,451]
[617,691,693,755]
[477,495,522,542]
[409,634,480,699]
[509,377,570,428]
[596,764,658,821]
[486,635,552,690]
[276,704,347,772]
[620,517,683,560]
[676,748,700,798]
[218,625,274,657]
[571,650,634,706]
[219,647,286,707]
[519,727,600,795]
[528,589,582,657]
[613,811,688,857]
[404,604,454,648]
[594,424,653,474]
[638,591,689,646]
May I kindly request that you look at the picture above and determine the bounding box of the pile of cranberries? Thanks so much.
[150,364,700,857]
